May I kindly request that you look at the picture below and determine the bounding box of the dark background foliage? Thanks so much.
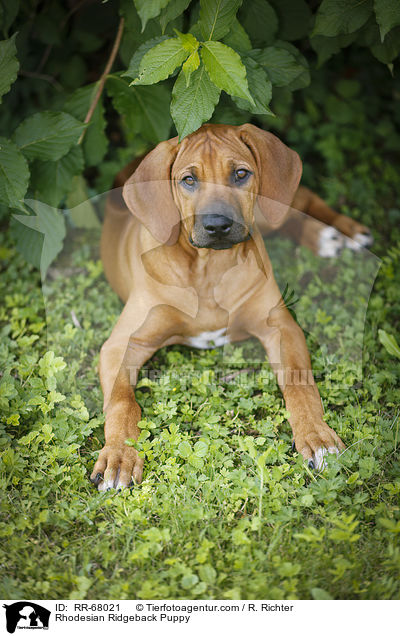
[0,0,399,270]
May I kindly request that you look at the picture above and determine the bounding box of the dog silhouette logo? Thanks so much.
[3,602,50,633]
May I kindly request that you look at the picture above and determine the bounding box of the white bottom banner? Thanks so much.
[1,599,398,635]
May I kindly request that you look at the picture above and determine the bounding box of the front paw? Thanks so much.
[294,422,345,471]
[90,443,144,491]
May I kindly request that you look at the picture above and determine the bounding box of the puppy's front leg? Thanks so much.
[252,304,345,469]
[91,337,149,491]
[91,304,180,491]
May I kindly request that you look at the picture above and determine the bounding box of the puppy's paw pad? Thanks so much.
[318,227,344,258]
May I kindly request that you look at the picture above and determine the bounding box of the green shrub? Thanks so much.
[0,0,399,271]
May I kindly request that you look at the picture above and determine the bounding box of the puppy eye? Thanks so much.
[181,175,196,188]
[235,168,250,182]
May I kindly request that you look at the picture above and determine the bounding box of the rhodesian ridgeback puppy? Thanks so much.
[91,123,372,491]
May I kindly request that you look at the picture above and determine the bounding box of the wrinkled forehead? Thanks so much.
[172,129,257,180]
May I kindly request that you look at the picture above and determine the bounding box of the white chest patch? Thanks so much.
[187,328,230,349]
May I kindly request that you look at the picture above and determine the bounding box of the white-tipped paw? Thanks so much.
[318,227,344,257]
[308,446,339,471]
[345,231,374,251]
[295,423,345,471]
[90,444,144,491]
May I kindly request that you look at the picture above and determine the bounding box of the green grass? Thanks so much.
[1,75,400,600]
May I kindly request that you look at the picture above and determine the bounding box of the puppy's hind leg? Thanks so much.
[263,208,344,258]
[292,186,374,252]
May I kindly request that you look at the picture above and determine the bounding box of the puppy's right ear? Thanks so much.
[123,137,180,245]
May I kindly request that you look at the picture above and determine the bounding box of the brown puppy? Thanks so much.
[91,123,371,491]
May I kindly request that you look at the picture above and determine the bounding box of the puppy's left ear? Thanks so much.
[123,137,180,245]
[239,123,302,228]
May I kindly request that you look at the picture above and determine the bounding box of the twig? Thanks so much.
[78,17,125,145]
[19,69,63,91]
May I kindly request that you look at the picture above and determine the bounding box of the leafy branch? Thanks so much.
[0,0,399,273]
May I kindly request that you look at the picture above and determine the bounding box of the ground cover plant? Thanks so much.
[0,0,400,599]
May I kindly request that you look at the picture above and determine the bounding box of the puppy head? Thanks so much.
[171,125,256,249]
[123,124,302,249]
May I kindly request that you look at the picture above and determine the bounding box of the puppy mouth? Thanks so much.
[189,232,252,250]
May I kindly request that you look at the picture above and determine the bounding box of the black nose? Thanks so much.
[202,214,233,236]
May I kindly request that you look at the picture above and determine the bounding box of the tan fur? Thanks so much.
[91,124,355,489]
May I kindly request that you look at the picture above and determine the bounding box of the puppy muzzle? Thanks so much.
[190,202,251,249]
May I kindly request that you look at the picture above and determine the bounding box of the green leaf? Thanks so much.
[239,0,278,47]
[14,111,85,161]
[171,64,220,139]
[371,26,400,62]
[38,509,49,524]
[193,440,208,457]
[66,175,100,229]
[300,494,314,506]
[199,0,242,40]
[251,46,305,87]
[30,145,84,207]
[181,573,199,589]
[124,36,169,79]
[311,587,333,600]
[178,440,192,458]
[83,99,108,167]
[107,75,172,143]
[232,57,272,114]
[201,41,254,103]
[378,329,400,359]
[14,200,66,276]
[64,84,93,120]
[374,0,400,41]
[134,0,171,31]
[131,37,189,85]
[198,563,216,583]
[189,454,204,469]
[0,33,19,103]
[64,84,108,166]
[0,138,29,209]
[182,50,200,85]
[310,33,357,66]
[274,40,310,90]
[9,219,42,270]
[313,0,373,37]
[269,0,311,41]
[222,17,252,52]
[174,29,199,52]
[160,0,191,33]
